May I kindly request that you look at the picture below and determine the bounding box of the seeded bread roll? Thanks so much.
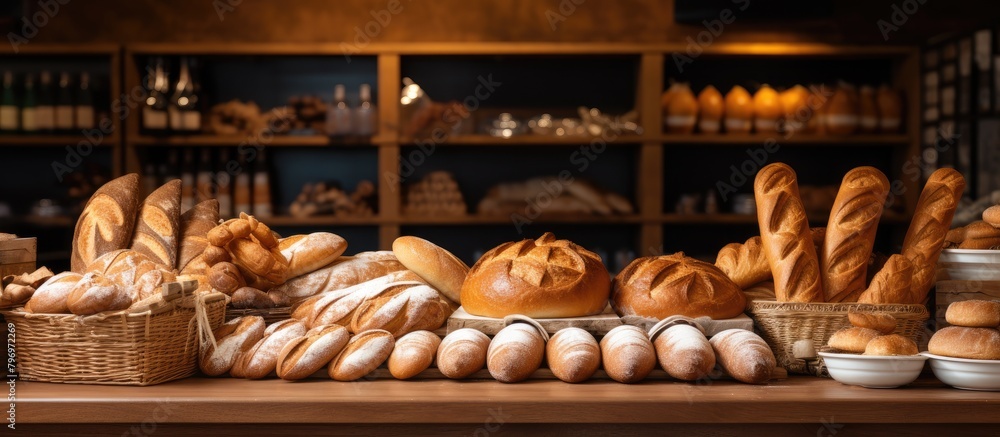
[275,324,349,381]
[71,174,141,273]
[130,180,182,269]
[199,316,266,377]
[945,300,1000,328]
[827,327,881,353]
[387,330,441,380]
[928,326,1000,360]
[710,329,776,384]
[329,329,395,381]
[437,328,490,379]
[545,328,600,384]
[231,319,308,379]
[600,325,656,384]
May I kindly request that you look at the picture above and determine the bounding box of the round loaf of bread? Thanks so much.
[232,319,307,379]
[600,325,656,384]
[724,85,753,133]
[946,300,1000,328]
[546,328,600,383]
[461,232,610,318]
[652,324,715,381]
[709,329,775,384]
[611,253,746,320]
[848,311,897,334]
[25,271,83,314]
[984,205,1000,228]
[863,334,918,356]
[392,236,469,304]
[437,328,490,379]
[329,329,395,381]
[827,327,881,353]
[276,324,349,380]
[929,326,1000,360]
[388,330,441,380]
[487,323,545,383]
[200,316,266,377]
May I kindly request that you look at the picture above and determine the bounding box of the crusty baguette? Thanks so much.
[652,324,715,381]
[349,283,454,337]
[754,163,824,302]
[177,199,220,276]
[199,316,266,377]
[391,236,469,304]
[130,180,182,269]
[857,254,913,304]
[328,329,395,381]
[715,228,826,290]
[268,255,405,305]
[388,330,441,380]
[275,324,349,381]
[901,168,965,304]
[821,167,890,303]
[293,274,426,329]
[709,329,776,384]
[231,319,307,379]
[279,233,348,279]
[546,328,601,383]
[71,174,141,272]
[436,328,490,379]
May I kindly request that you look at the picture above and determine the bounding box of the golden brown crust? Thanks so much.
[827,327,881,353]
[847,311,897,334]
[754,163,824,303]
[436,328,490,379]
[487,323,546,383]
[902,168,965,304]
[945,300,1000,328]
[857,254,913,305]
[461,232,610,318]
[279,233,348,279]
[275,324,349,380]
[653,324,715,381]
[392,236,469,304]
[546,328,601,383]
[600,325,656,384]
[709,329,776,384]
[71,174,141,273]
[178,199,220,276]
[958,221,1000,249]
[199,316,265,376]
[715,237,771,290]
[387,330,441,380]
[66,271,129,315]
[328,329,395,381]
[928,326,1000,360]
[24,272,81,313]
[231,319,307,379]
[612,253,746,320]
[983,205,1000,228]
[863,334,918,356]
[130,180,182,269]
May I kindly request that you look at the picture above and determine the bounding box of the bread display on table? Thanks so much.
[612,252,746,319]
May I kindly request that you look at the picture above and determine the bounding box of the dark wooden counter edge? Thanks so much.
[14,376,1000,425]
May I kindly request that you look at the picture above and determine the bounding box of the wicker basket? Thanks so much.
[2,292,227,386]
[225,306,292,324]
[747,299,931,374]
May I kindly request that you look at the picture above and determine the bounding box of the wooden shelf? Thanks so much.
[0,135,119,147]
[399,214,646,225]
[402,134,646,146]
[264,216,384,227]
[657,134,910,145]
[129,135,375,147]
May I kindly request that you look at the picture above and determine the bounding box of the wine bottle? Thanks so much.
[0,71,18,132]
[354,83,377,136]
[217,148,233,218]
[252,150,272,218]
[326,84,352,136]
[196,148,213,203]
[54,72,74,132]
[35,71,55,133]
[143,57,169,133]
[20,74,37,133]
[180,148,195,212]
[75,72,94,130]
[169,57,200,133]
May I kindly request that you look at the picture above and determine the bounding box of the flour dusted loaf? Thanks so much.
[71,174,141,272]
[709,329,776,384]
[437,328,490,379]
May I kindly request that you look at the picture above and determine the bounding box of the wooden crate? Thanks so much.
[935,280,1000,328]
[0,237,36,278]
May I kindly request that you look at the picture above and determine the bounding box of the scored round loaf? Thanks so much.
[864,334,918,356]
[928,326,1000,360]
[276,324,350,381]
[709,329,776,384]
[652,324,715,381]
[487,323,546,383]
[436,328,490,379]
[612,253,746,320]
[25,272,83,314]
[329,329,395,381]
[66,271,130,315]
[231,319,308,379]
[984,205,1000,228]
[945,300,1000,328]
[600,325,656,384]
[546,327,601,383]
[71,174,141,273]
[848,311,897,334]
[387,330,441,380]
[392,236,469,304]
[199,316,266,377]
[461,232,610,318]
[827,327,881,353]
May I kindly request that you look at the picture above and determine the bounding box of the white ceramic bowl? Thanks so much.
[937,249,1000,281]
[922,352,1000,391]
[818,352,928,388]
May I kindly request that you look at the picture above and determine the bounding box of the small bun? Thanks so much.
[388,330,441,380]
[929,326,1000,360]
[600,325,656,384]
[848,311,897,334]
[946,300,1000,328]
[436,328,490,379]
[827,327,880,353]
[864,334,918,356]
[487,323,545,383]
[983,205,1000,228]
[546,328,600,383]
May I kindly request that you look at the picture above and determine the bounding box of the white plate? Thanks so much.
[818,351,928,389]
[922,352,1000,391]
[937,249,1000,281]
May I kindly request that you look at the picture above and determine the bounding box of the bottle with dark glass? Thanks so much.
[20,74,37,133]
[75,72,94,130]
[35,71,55,133]
[0,71,18,132]
[354,83,377,137]
[143,57,169,134]
[54,72,74,133]
[169,57,201,133]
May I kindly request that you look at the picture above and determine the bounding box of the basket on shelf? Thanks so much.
[225,306,292,324]
[747,299,930,375]
[2,291,227,386]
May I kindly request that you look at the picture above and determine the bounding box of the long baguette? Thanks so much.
[901,168,965,304]
[268,254,405,305]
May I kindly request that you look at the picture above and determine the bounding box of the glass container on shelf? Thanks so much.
[354,83,377,136]
[0,71,18,132]
[169,57,201,133]
[54,72,74,133]
[20,74,37,133]
[252,150,272,218]
[75,72,94,130]
[35,71,55,133]
[326,84,353,136]
[143,57,169,134]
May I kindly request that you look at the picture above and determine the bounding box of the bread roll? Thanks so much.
[66,271,130,315]
[754,163,824,303]
[387,330,441,380]
[847,311,897,334]
[269,256,405,304]
[564,180,615,216]
[600,325,656,384]
[983,205,1000,228]
[821,167,890,303]
[780,85,811,133]
[24,272,82,313]
[652,324,715,381]
[177,199,219,276]
[130,180,181,269]
[709,329,776,384]
[902,168,965,304]
[857,254,912,304]
[275,324,349,380]
[349,283,453,337]
[279,233,348,279]
[825,83,859,135]
[724,86,753,133]
[546,327,600,383]
[329,329,395,381]
[945,300,1000,328]
[200,316,266,376]
[208,262,246,295]
[928,326,1000,360]
[715,236,770,290]
[876,85,902,133]
[461,232,610,318]
[437,328,490,379]
[487,323,545,383]
[827,327,880,353]
[958,221,1000,249]
[697,85,724,133]
[612,253,745,319]
[752,85,782,133]
[663,83,698,134]
[231,286,276,309]
[392,236,469,304]
[88,249,175,303]
[71,174,141,272]
[232,319,308,379]
[864,334,918,356]
[294,272,425,328]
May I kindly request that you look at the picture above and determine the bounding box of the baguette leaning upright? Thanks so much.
[753,163,824,302]
[177,199,220,277]
[130,180,182,269]
[821,167,890,303]
[71,174,141,272]
[901,168,965,304]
